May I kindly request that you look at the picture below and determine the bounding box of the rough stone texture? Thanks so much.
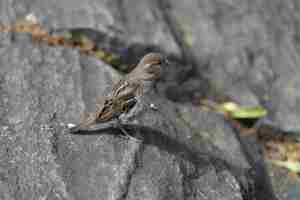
[164,0,300,132]
[1,0,297,199]
[0,41,81,199]
[0,39,251,200]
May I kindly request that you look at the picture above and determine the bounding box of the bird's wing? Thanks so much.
[94,97,116,122]
[112,80,140,100]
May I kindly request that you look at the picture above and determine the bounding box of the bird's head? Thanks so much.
[132,52,169,81]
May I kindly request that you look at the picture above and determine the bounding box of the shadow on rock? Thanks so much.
[52,27,209,102]
[70,123,257,199]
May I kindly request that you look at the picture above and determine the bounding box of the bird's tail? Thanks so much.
[69,112,97,133]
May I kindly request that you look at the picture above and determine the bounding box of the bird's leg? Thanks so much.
[115,119,141,142]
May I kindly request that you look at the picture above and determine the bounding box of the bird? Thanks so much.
[69,52,167,136]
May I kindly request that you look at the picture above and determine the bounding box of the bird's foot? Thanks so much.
[116,121,141,142]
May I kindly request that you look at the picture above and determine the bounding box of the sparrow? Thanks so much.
[69,52,167,134]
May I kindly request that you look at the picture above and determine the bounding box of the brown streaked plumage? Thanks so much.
[70,52,166,133]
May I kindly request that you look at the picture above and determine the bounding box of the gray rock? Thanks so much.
[0,41,82,200]
[165,0,300,133]
[0,0,284,199]
[118,0,181,56]
[2,0,300,133]
[0,39,253,200]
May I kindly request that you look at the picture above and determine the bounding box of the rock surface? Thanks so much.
[1,0,298,199]
[164,0,300,132]
[0,38,247,200]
